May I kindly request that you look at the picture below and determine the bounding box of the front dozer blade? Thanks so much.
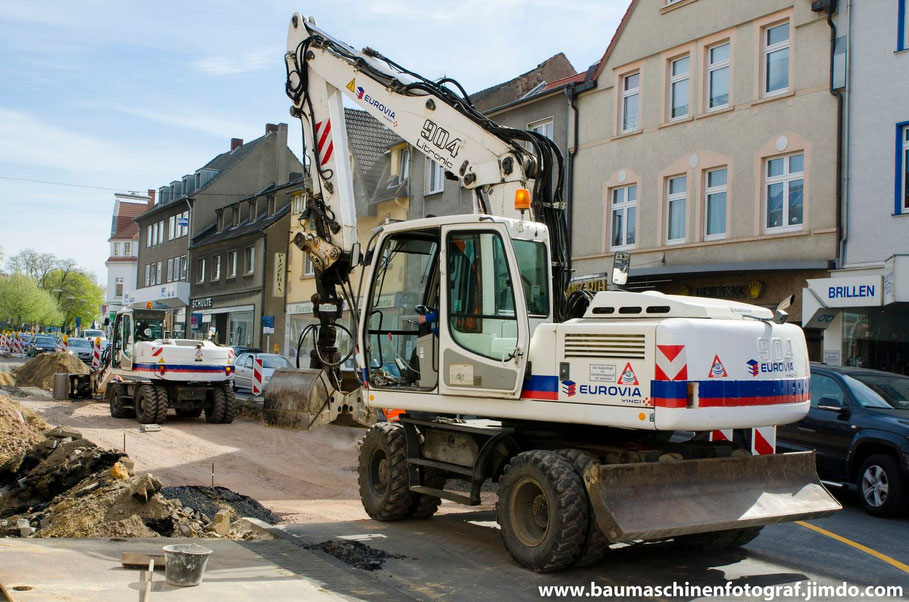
[263,368,374,430]
[585,451,841,543]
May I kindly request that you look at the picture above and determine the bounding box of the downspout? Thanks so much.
[564,84,576,263]
[824,1,846,268]
[184,196,193,337]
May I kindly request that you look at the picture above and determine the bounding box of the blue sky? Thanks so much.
[0,1,624,281]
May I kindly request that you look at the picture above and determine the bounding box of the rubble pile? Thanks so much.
[0,426,272,540]
[12,352,89,389]
[0,393,49,465]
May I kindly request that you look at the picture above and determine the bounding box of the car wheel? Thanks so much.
[857,454,907,517]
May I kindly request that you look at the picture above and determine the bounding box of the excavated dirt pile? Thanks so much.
[13,352,89,389]
[0,394,49,465]
[0,426,272,540]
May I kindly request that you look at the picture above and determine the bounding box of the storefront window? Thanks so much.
[229,311,254,347]
[842,307,909,374]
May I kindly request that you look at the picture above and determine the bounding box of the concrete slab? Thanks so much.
[0,538,341,601]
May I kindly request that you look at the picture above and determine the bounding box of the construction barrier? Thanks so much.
[62,335,68,353]
[91,337,101,370]
[252,357,264,396]
[709,429,733,443]
[14,333,23,356]
[751,426,777,455]
[1,332,9,354]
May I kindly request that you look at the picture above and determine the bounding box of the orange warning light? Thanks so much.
[514,188,530,211]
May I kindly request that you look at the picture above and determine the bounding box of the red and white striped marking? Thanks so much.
[709,429,733,443]
[316,120,334,166]
[0,333,8,353]
[655,344,687,381]
[751,426,776,455]
[252,357,264,396]
[91,339,101,370]
[14,334,23,355]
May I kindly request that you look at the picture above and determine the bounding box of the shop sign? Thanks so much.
[822,350,841,366]
[567,277,609,295]
[263,315,275,334]
[273,253,286,296]
[192,298,213,309]
[806,275,882,308]
[287,302,314,315]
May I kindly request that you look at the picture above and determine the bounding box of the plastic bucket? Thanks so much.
[162,544,213,587]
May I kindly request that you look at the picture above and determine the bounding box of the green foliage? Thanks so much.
[0,273,63,328]
[43,267,104,330]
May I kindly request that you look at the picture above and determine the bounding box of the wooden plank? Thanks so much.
[121,552,165,569]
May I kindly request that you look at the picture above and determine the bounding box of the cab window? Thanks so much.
[512,239,549,317]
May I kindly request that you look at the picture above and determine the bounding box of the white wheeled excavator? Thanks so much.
[277,13,841,571]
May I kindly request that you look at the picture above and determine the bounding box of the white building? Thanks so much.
[104,191,154,323]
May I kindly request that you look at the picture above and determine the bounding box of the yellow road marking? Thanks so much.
[796,520,909,574]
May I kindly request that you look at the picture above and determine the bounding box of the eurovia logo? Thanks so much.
[746,359,759,377]
[356,86,365,100]
[561,380,576,397]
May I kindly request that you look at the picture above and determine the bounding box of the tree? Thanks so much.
[6,249,58,286]
[43,268,104,331]
[0,274,63,328]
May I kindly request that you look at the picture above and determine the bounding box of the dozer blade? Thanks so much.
[263,368,374,430]
[585,451,841,543]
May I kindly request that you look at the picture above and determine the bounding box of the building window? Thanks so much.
[227,250,238,278]
[400,148,410,180]
[115,277,124,298]
[211,255,221,281]
[268,196,276,216]
[168,216,175,240]
[156,261,162,285]
[900,0,909,51]
[704,168,727,239]
[898,124,909,214]
[180,255,187,281]
[178,211,188,237]
[166,258,174,283]
[304,254,314,277]
[609,184,637,250]
[146,225,152,248]
[197,258,206,284]
[157,221,164,244]
[666,175,687,243]
[707,42,730,110]
[124,242,131,255]
[529,118,554,140]
[765,153,804,231]
[112,242,120,256]
[231,207,239,228]
[763,21,790,95]
[245,246,255,275]
[292,194,303,214]
[151,223,158,246]
[427,159,445,194]
[621,72,640,133]
[669,56,690,120]
[145,264,150,287]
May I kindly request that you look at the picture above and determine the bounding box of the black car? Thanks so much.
[777,364,909,517]
[27,335,59,356]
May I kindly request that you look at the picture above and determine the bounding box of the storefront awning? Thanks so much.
[124,282,190,310]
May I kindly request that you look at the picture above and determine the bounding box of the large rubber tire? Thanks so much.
[676,526,764,552]
[497,450,588,572]
[135,384,166,424]
[358,422,415,521]
[410,466,445,519]
[175,407,203,418]
[152,385,169,424]
[556,449,611,566]
[858,454,907,517]
[206,383,237,424]
[108,384,134,419]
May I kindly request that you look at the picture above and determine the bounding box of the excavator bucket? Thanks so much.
[584,451,841,543]
[263,368,374,430]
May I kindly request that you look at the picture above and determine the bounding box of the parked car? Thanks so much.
[27,335,59,356]
[231,346,263,357]
[777,364,909,517]
[232,353,293,391]
[65,337,94,364]
[82,329,106,341]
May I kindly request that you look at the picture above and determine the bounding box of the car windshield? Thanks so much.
[843,374,909,410]
[261,356,291,369]
[36,337,56,345]
[68,339,91,349]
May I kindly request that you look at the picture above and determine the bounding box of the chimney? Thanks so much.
[230,138,243,151]
[147,189,156,209]
[265,123,278,135]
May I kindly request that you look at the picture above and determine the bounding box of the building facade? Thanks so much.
[570,0,838,358]
[132,123,302,337]
[801,1,909,373]
[104,191,154,323]
[189,181,297,350]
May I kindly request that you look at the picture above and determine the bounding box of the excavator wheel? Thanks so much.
[675,526,764,552]
[556,449,611,566]
[176,408,203,418]
[358,422,414,520]
[207,383,237,424]
[136,384,166,424]
[108,383,134,419]
[497,450,588,572]
[152,385,169,424]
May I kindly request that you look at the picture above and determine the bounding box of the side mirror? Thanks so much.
[611,251,630,288]
[350,242,362,267]
[772,294,795,324]
[816,396,844,412]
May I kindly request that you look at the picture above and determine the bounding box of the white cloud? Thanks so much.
[190,48,276,76]
[97,103,255,139]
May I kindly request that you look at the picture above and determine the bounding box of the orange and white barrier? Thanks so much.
[709,429,733,443]
[751,426,776,455]
[1,332,9,354]
[62,335,68,353]
[14,333,23,356]
[91,337,101,370]
[252,357,264,395]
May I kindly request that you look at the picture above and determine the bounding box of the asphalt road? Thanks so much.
[283,487,909,601]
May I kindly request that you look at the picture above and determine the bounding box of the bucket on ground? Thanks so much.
[162,543,213,587]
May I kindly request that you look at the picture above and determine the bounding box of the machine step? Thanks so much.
[409,485,473,505]
[407,457,473,477]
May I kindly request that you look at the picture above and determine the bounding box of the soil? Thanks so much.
[0,394,49,465]
[306,540,408,571]
[13,352,89,389]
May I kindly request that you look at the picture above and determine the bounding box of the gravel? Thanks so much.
[161,485,280,524]
[306,540,407,571]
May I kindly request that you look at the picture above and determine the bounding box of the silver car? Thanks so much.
[232,353,293,391]
[65,338,94,364]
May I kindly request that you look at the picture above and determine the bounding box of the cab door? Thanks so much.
[439,224,529,398]
[118,313,134,370]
